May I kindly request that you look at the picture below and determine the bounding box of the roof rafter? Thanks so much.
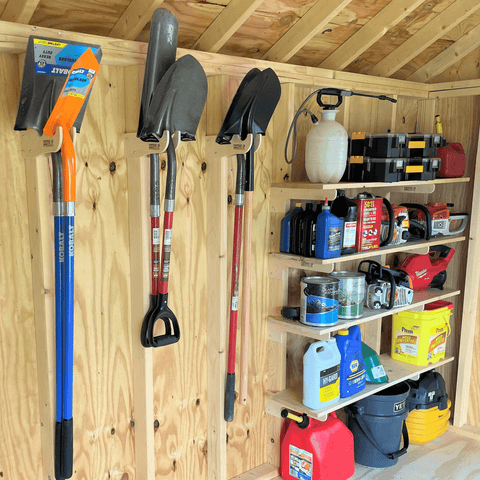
[408,23,480,82]
[369,0,480,77]
[1,0,40,24]
[193,0,266,53]
[109,0,165,40]
[261,0,353,64]
[320,0,425,71]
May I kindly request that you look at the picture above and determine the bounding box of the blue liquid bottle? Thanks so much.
[315,198,342,259]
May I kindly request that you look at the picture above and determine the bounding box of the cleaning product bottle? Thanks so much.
[362,342,388,383]
[303,339,341,410]
[315,198,342,259]
[305,109,348,183]
[301,203,319,257]
[280,203,303,253]
[331,190,358,255]
[335,326,366,398]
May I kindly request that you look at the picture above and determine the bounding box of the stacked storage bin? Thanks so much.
[344,132,444,182]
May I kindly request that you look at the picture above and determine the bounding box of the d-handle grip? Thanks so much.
[150,294,180,348]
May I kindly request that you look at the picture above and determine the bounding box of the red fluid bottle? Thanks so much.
[280,412,354,480]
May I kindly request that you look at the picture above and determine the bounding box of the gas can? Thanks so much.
[354,193,382,252]
[300,277,340,327]
[315,198,342,259]
[330,190,358,255]
[391,301,452,366]
[329,271,365,320]
[437,142,465,177]
[335,326,366,398]
[280,413,355,480]
[303,339,341,410]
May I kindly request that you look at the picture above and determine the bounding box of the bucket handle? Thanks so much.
[345,406,409,460]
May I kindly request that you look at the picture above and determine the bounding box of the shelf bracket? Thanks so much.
[265,394,328,422]
[204,133,261,158]
[268,323,286,344]
[20,126,78,159]
[269,186,333,213]
[269,256,334,278]
[124,130,170,158]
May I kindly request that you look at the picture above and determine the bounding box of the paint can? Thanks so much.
[300,276,339,327]
[329,271,365,320]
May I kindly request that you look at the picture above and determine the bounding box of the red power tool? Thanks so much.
[398,245,455,291]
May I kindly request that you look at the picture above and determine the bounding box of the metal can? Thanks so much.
[300,276,340,327]
[329,271,365,320]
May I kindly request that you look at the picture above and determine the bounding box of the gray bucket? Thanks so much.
[345,382,410,468]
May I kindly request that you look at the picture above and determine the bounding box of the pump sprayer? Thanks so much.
[285,88,397,183]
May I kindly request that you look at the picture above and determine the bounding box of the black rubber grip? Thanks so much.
[55,421,64,480]
[224,373,236,422]
[62,418,73,478]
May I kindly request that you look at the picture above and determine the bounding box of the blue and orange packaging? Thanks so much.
[335,326,366,398]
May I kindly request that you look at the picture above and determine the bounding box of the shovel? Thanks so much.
[216,68,280,421]
[43,49,101,479]
[136,9,179,348]
[139,54,208,347]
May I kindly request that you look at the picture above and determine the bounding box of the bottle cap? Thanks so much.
[323,197,330,211]
[337,329,349,335]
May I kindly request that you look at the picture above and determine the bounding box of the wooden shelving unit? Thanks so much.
[266,355,455,421]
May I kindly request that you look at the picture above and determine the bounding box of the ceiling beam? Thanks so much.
[408,23,480,82]
[369,0,480,77]
[261,0,353,63]
[193,0,265,53]
[320,0,425,71]
[109,0,165,40]
[1,0,40,24]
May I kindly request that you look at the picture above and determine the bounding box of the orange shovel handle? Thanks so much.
[62,128,76,202]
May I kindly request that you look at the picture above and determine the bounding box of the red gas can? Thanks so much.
[437,143,465,177]
[280,413,354,480]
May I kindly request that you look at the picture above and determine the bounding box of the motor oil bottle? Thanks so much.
[303,339,341,410]
[301,203,319,257]
[315,198,342,259]
[280,412,355,480]
[335,326,366,398]
[297,203,314,256]
[331,190,358,255]
[291,204,305,255]
[280,203,303,253]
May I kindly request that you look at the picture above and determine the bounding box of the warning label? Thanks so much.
[289,445,313,480]
[319,364,340,403]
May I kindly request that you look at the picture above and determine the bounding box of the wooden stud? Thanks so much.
[1,0,40,24]
[192,0,266,53]
[261,0,353,63]
[369,0,480,77]
[109,0,165,40]
[319,0,425,71]
[408,24,480,83]
[206,75,229,480]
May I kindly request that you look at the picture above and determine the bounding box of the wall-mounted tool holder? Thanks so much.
[20,126,77,159]
[124,130,181,158]
[204,133,262,158]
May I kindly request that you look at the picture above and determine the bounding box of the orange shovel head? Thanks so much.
[44,48,100,201]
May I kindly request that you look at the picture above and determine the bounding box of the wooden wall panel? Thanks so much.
[0,53,43,480]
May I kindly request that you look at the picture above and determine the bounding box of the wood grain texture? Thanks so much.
[0,52,43,480]
[1,0,40,23]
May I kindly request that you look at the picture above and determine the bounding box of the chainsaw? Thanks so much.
[397,245,455,291]
[402,202,469,239]
[380,204,410,246]
[358,260,413,310]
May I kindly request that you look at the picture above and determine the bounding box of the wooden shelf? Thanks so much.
[266,355,455,421]
[269,235,466,274]
[270,177,470,212]
[269,288,460,340]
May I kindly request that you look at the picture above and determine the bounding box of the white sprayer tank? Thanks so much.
[305,109,348,183]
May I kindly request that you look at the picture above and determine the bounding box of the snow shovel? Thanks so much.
[14,37,102,480]
[215,68,281,421]
[43,48,101,479]
[139,54,208,347]
[240,69,280,405]
[136,8,179,348]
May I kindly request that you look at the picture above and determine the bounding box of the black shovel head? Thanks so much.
[14,36,102,135]
[215,68,261,145]
[139,54,208,142]
[137,8,179,137]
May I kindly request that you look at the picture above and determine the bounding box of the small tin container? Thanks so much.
[300,276,340,327]
[329,271,365,320]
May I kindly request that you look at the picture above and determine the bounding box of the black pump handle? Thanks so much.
[316,88,397,110]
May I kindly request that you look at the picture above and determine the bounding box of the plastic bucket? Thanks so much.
[345,382,410,468]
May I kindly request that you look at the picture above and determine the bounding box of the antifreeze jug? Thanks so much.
[335,326,366,398]
[303,339,341,410]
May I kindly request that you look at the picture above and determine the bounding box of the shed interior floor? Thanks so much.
[275,427,480,479]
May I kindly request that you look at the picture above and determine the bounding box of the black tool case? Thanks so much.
[363,157,406,183]
[404,133,444,157]
[364,133,407,158]
[403,157,441,181]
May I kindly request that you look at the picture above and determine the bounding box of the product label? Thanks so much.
[327,226,341,251]
[370,365,386,380]
[153,228,160,245]
[164,229,172,246]
[336,277,364,319]
[394,332,419,357]
[289,445,313,480]
[61,67,96,99]
[33,38,98,76]
[343,222,356,248]
[300,283,339,326]
[346,368,366,387]
[428,331,447,359]
[394,400,406,412]
[356,198,381,252]
[320,364,340,402]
